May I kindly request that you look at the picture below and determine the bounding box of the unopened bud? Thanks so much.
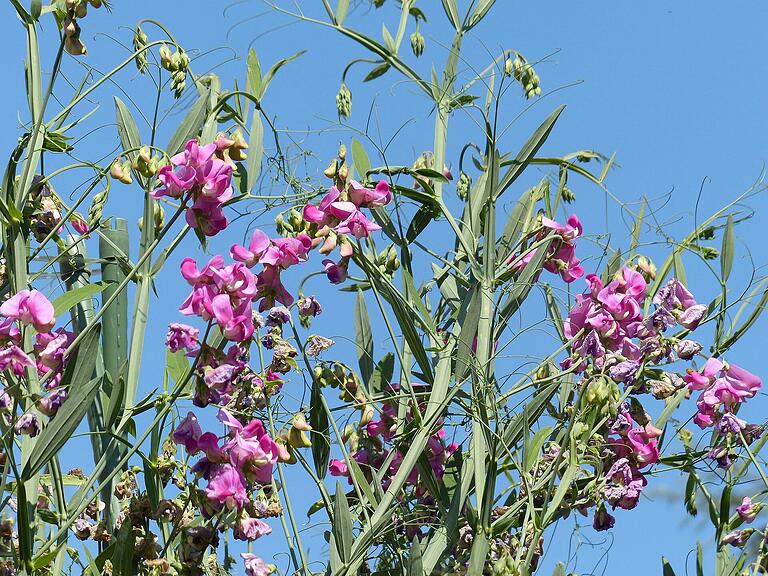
[336,83,352,119]
[109,158,132,184]
[410,29,425,57]
[323,160,338,179]
[338,143,347,161]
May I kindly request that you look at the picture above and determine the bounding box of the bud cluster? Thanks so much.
[159,45,190,98]
[504,52,541,99]
[61,0,104,56]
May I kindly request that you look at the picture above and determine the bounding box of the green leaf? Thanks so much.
[381,24,395,53]
[111,520,136,576]
[333,482,353,562]
[455,285,481,382]
[364,62,391,82]
[662,557,676,576]
[721,214,734,282]
[407,205,434,243]
[22,325,102,479]
[114,97,143,183]
[407,537,423,576]
[523,426,553,472]
[166,87,209,156]
[246,48,262,97]
[629,197,646,259]
[30,0,41,19]
[542,462,577,524]
[355,290,374,384]
[369,352,394,393]
[246,111,264,192]
[351,139,371,180]
[336,0,350,25]
[260,51,306,98]
[165,348,190,387]
[310,379,330,478]
[467,0,496,29]
[551,562,566,576]
[497,106,565,199]
[51,282,107,317]
[673,248,687,287]
[696,542,704,576]
[440,0,461,29]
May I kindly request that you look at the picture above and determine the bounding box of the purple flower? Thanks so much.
[14,412,39,437]
[297,296,322,317]
[172,412,203,453]
[166,323,199,353]
[736,497,760,523]
[204,463,248,510]
[265,306,291,327]
[241,554,273,576]
[234,516,272,542]
[592,505,615,531]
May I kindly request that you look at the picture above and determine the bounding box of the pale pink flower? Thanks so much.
[1,290,55,332]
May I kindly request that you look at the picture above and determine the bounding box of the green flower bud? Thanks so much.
[410,29,425,57]
[159,45,173,71]
[336,83,352,119]
[456,171,471,201]
[133,26,149,73]
[504,58,514,77]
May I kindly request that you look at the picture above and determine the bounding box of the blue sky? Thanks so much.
[3,1,768,574]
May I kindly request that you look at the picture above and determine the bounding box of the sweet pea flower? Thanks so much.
[329,459,349,477]
[1,290,55,332]
[322,258,348,284]
[14,412,39,437]
[234,516,272,542]
[37,388,68,417]
[172,412,203,453]
[0,345,36,376]
[241,554,273,576]
[297,295,322,317]
[737,497,760,523]
[231,229,271,267]
[166,323,199,353]
[348,180,392,207]
[334,208,382,239]
[205,463,248,510]
[256,265,293,311]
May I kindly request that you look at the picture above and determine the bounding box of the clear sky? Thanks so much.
[3,1,768,574]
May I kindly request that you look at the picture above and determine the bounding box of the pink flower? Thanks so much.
[35,329,72,370]
[255,265,293,311]
[70,214,89,235]
[241,554,273,576]
[37,388,67,417]
[329,459,349,477]
[172,412,203,453]
[231,230,271,267]
[166,323,199,352]
[0,345,36,376]
[205,463,248,510]
[737,497,759,523]
[1,290,55,332]
[234,516,272,541]
[334,209,382,239]
[626,424,661,467]
[348,180,391,207]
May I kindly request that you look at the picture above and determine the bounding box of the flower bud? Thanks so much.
[336,83,352,119]
[410,29,425,57]
[109,158,132,184]
[323,160,338,179]
[637,256,656,281]
[133,26,149,73]
[159,45,173,70]
[504,58,514,77]
[456,171,471,200]
[338,143,347,161]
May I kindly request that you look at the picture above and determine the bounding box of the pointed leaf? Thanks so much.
[246,111,264,191]
[333,481,353,562]
[336,0,350,25]
[721,214,734,282]
[351,139,371,180]
[246,48,262,97]
[364,62,391,82]
[310,379,330,478]
[260,51,306,98]
[166,87,209,156]
[52,282,107,317]
[355,290,374,383]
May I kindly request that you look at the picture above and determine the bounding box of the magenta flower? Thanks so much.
[37,388,68,417]
[255,265,293,311]
[166,323,199,353]
[334,208,382,239]
[0,345,35,376]
[172,412,203,453]
[204,463,248,510]
[1,290,55,332]
[35,329,72,370]
[329,459,349,477]
[347,180,392,208]
[231,229,271,267]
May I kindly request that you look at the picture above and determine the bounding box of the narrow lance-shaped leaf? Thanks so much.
[310,378,330,479]
[166,87,210,156]
[22,324,103,478]
[721,214,734,282]
[333,481,353,563]
[246,111,264,192]
[51,282,107,317]
[355,290,374,383]
[260,51,306,98]
[114,97,144,185]
[351,138,371,180]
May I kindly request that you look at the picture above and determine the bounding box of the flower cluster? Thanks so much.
[0,290,75,436]
[685,358,761,431]
[511,214,584,283]
[173,409,278,512]
[559,264,762,530]
[329,384,458,504]
[152,139,236,237]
